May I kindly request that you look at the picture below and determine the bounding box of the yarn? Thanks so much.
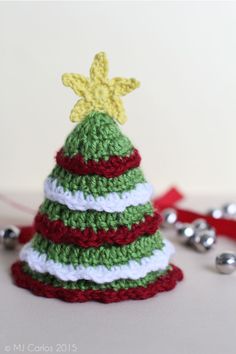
[23,262,170,291]
[44,178,153,212]
[12,262,183,303]
[31,231,164,268]
[63,112,133,161]
[19,239,174,283]
[34,212,162,247]
[50,166,145,197]
[40,200,154,231]
[62,52,140,124]
[56,147,141,178]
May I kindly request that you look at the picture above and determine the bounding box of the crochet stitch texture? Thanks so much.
[11,52,183,302]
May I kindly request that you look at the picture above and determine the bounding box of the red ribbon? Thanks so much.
[18,226,35,244]
[153,187,236,241]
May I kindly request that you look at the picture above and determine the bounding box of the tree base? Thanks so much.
[11,261,183,303]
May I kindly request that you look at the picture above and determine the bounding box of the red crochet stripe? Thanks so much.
[56,148,141,178]
[34,212,162,247]
[11,262,183,303]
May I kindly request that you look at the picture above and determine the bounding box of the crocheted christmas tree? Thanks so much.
[11,52,183,303]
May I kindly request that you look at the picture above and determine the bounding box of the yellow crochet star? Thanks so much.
[62,52,140,124]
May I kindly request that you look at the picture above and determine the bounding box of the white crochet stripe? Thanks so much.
[44,177,153,213]
[20,239,175,284]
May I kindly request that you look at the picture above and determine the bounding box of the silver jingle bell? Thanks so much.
[207,208,223,219]
[215,252,236,274]
[0,225,20,250]
[190,229,216,252]
[176,222,195,244]
[192,218,211,231]
[222,203,236,219]
[161,208,177,227]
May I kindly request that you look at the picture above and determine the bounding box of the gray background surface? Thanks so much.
[0,193,236,354]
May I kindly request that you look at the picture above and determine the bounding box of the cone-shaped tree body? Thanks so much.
[12,112,182,302]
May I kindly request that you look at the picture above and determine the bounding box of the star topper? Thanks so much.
[62,52,140,124]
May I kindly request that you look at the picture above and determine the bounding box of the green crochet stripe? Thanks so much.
[49,166,145,197]
[31,231,164,268]
[40,200,154,231]
[22,263,171,291]
[63,112,134,161]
